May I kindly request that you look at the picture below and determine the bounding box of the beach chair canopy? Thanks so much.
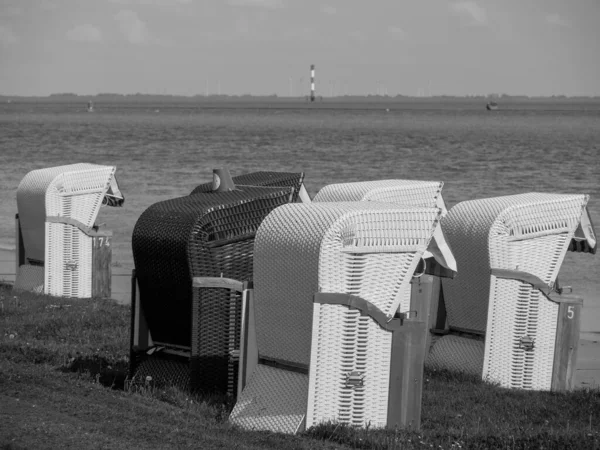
[16,163,123,264]
[313,179,447,215]
[190,171,306,202]
[313,179,455,277]
[231,202,446,433]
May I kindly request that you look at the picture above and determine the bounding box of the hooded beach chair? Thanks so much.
[230,202,455,434]
[313,179,447,215]
[426,193,596,391]
[191,171,310,203]
[313,179,454,317]
[14,163,123,297]
[129,185,294,395]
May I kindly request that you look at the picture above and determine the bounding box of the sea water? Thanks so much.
[1,100,598,332]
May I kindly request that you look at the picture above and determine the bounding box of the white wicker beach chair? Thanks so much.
[313,179,455,314]
[427,193,596,391]
[14,163,123,297]
[313,179,447,215]
[230,202,451,434]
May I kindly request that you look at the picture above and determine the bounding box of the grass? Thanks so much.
[1,284,600,450]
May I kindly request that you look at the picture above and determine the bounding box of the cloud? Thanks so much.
[450,1,487,26]
[0,1,55,17]
[227,0,284,8]
[284,27,317,40]
[348,30,368,42]
[115,10,150,44]
[0,6,23,17]
[40,0,58,11]
[387,26,406,39]
[67,24,103,43]
[321,5,336,15]
[235,16,250,34]
[545,13,570,27]
[0,25,18,47]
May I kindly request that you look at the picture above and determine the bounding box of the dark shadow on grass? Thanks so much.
[424,366,489,385]
[59,354,129,390]
[60,352,237,416]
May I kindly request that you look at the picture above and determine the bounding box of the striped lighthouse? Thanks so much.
[310,64,315,102]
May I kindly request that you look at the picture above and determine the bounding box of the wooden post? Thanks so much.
[383,277,437,430]
[551,296,583,391]
[429,283,448,332]
[410,275,432,323]
[132,270,150,350]
[410,274,445,351]
[238,287,258,398]
[129,269,152,381]
[387,320,427,430]
[89,229,112,298]
[15,214,25,276]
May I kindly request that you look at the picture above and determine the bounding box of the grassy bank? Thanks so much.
[1,285,599,450]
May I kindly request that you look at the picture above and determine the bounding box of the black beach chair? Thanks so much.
[129,185,294,396]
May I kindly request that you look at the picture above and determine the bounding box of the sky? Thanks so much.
[0,0,599,97]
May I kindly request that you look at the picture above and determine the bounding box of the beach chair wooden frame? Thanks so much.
[426,193,596,391]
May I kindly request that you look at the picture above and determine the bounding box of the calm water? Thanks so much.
[1,101,598,329]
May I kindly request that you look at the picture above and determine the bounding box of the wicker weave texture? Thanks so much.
[45,222,93,297]
[435,193,588,390]
[191,284,245,394]
[238,202,442,432]
[441,193,588,333]
[313,180,444,208]
[130,353,191,391]
[484,274,559,390]
[253,202,441,366]
[133,186,292,347]
[425,335,485,376]
[229,365,309,434]
[191,171,305,203]
[16,163,114,263]
[307,304,391,429]
[132,186,292,395]
[13,265,44,293]
[313,179,449,313]
[45,166,116,227]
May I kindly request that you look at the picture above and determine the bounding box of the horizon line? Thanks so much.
[2,93,600,100]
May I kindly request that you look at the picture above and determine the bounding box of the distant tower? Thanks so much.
[310,64,315,102]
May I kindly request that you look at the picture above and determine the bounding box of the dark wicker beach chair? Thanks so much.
[129,186,294,396]
[190,171,308,202]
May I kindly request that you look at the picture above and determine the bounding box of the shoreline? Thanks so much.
[2,245,599,332]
